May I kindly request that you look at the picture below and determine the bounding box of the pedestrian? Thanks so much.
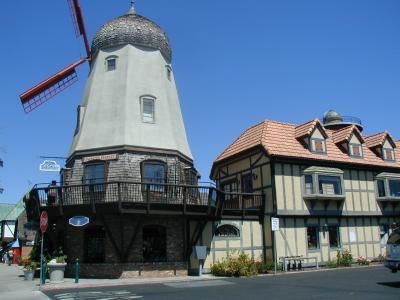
[7,250,12,266]
[47,180,58,206]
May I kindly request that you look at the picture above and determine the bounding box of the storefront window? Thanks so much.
[380,225,390,246]
[84,227,105,263]
[328,226,340,248]
[307,227,319,249]
[143,225,167,262]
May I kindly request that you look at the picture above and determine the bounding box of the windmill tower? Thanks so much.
[20,1,194,183]
[21,1,203,275]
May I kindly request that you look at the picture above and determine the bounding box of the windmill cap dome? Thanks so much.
[323,109,343,124]
[91,12,172,63]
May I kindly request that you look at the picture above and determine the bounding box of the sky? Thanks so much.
[1,0,400,204]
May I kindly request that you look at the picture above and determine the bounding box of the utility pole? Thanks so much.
[0,158,4,194]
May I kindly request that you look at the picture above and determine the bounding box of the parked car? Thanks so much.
[384,226,400,273]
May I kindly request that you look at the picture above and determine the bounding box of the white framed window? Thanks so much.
[141,96,156,123]
[383,148,395,161]
[310,138,326,154]
[375,174,400,199]
[349,143,363,158]
[105,56,117,71]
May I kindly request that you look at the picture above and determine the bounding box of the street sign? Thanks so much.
[39,160,61,172]
[40,211,48,233]
[69,216,90,227]
[271,217,279,231]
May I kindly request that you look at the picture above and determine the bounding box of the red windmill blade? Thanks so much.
[19,0,91,113]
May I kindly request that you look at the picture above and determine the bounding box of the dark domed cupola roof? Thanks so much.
[91,9,172,62]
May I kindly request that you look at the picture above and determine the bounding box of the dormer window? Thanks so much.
[310,138,326,154]
[349,144,362,158]
[365,132,396,162]
[383,148,395,161]
[295,119,328,154]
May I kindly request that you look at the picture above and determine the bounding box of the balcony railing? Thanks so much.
[28,181,264,218]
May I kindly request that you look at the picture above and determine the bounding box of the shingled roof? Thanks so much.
[214,119,400,170]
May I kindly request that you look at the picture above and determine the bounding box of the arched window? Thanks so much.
[105,55,118,71]
[143,225,167,262]
[215,224,240,238]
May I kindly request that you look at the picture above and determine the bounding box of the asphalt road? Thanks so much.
[44,266,400,300]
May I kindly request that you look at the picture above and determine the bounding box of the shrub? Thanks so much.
[210,252,258,277]
[336,249,353,267]
[21,256,38,270]
[254,259,274,273]
[326,259,338,268]
[374,254,385,263]
[357,256,370,266]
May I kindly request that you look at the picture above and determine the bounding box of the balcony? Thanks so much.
[25,181,264,220]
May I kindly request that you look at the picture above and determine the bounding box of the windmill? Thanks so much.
[19,0,91,113]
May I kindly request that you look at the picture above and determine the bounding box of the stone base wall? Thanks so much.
[66,262,187,278]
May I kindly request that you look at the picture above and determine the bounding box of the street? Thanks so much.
[44,266,400,300]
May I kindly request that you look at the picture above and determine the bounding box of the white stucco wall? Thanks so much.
[69,44,192,160]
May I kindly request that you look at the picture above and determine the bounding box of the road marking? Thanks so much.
[54,290,143,300]
[164,280,235,288]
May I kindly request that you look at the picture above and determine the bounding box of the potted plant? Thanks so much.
[47,247,67,282]
[21,256,38,281]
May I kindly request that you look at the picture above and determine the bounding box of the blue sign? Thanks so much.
[69,216,90,227]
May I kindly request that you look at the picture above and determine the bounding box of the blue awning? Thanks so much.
[10,239,19,248]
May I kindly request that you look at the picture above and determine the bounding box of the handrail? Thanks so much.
[30,180,264,215]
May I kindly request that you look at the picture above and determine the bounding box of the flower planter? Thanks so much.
[23,269,35,281]
[47,263,67,282]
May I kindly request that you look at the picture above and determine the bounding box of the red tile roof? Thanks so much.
[332,125,364,144]
[294,119,327,139]
[364,131,396,148]
[214,120,400,170]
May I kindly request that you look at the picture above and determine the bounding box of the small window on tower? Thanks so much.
[141,97,155,123]
[106,57,117,71]
[166,65,172,81]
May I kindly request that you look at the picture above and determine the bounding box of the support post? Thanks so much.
[75,259,80,283]
[274,230,277,275]
[40,232,44,286]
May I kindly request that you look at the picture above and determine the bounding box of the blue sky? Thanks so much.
[1,0,399,204]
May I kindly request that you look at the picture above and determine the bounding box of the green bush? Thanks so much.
[255,259,274,273]
[336,249,353,267]
[210,252,258,277]
[326,259,338,268]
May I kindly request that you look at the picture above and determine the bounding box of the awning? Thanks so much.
[10,239,19,248]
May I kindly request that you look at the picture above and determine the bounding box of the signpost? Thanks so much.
[271,217,279,275]
[39,211,48,286]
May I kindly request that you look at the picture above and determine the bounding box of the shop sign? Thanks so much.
[82,154,118,163]
[39,160,61,172]
[271,217,279,231]
[69,216,90,227]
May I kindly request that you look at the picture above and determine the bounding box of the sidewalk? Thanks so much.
[0,263,49,300]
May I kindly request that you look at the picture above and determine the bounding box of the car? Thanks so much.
[384,226,400,273]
